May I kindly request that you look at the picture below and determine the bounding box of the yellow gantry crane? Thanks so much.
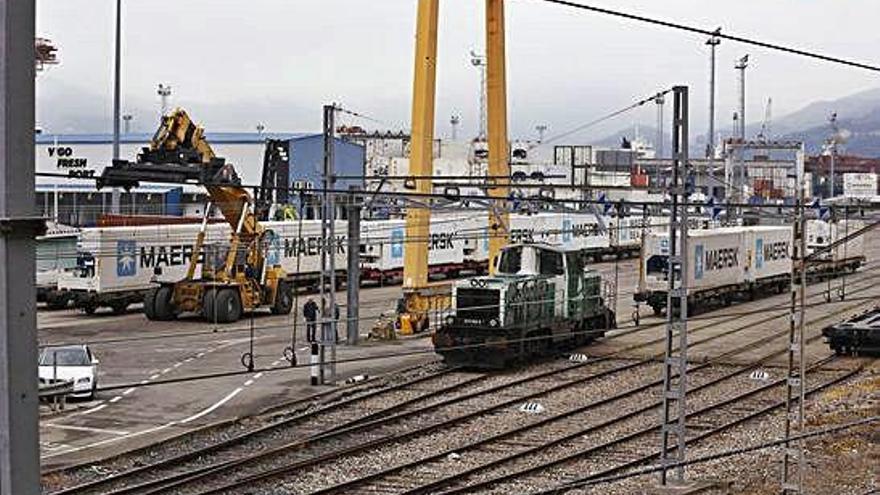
[398,0,510,334]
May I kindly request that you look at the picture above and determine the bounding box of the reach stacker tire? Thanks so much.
[145,285,176,321]
[214,288,242,323]
[271,282,293,315]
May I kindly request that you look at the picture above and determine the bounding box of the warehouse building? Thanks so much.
[35,132,365,226]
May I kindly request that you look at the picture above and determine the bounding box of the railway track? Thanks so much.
[45,265,879,495]
[182,280,876,495]
[444,356,859,495]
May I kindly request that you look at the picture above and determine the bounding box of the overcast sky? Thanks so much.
[35,0,880,141]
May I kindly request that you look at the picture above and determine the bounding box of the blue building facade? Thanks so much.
[287,134,365,219]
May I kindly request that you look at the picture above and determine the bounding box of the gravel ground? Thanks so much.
[562,362,877,495]
[435,368,848,495]
[226,362,778,495]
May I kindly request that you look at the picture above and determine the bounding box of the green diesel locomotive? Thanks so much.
[433,243,615,368]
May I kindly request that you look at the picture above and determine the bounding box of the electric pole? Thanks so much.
[111,0,122,214]
[659,85,690,486]
[781,146,807,494]
[320,104,337,384]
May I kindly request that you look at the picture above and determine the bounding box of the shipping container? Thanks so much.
[636,226,791,314]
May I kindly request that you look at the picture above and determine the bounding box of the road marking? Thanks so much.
[45,423,130,436]
[109,396,122,403]
[122,387,136,396]
[77,404,107,416]
[254,372,264,379]
[244,379,254,387]
[180,387,243,425]
[161,368,172,374]
[196,352,206,357]
[272,360,282,366]
[140,379,149,385]
[41,422,176,459]
[184,357,194,363]
[173,362,182,368]
[149,374,160,380]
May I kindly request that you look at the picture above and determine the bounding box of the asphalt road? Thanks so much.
[37,283,435,470]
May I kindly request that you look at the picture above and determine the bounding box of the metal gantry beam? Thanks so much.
[0,0,40,493]
[402,0,438,290]
[486,0,510,272]
[659,85,690,485]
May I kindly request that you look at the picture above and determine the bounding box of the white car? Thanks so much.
[38,345,99,399]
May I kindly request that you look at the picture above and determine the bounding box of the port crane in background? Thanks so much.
[399,0,510,334]
[98,108,294,323]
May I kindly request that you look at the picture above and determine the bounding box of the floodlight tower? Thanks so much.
[450,114,460,141]
[706,30,721,158]
[655,92,665,158]
[157,83,172,117]
[535,123,548,143]
[122,114,132,134]
[735,55,749,140]
[470,50,487,141]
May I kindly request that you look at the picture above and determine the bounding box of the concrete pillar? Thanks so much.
[0,1,40,493]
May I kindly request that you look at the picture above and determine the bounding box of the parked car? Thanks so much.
[38,344,99,399]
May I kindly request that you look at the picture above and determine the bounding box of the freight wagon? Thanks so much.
[57,220,348,314]
[635,226,794,315]
[360,213,485,284]
[635,223,865,315]
[56,211,653,315]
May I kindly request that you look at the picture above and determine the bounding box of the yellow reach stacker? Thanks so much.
[98,109,293,323]
[398,0,511,334]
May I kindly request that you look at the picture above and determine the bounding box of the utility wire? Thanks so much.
[538,0,880,72]
[532,88,672,148]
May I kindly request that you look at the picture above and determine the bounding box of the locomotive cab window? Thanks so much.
[497,246,523,274]
[539,249,564,276]
[646,255,668,275]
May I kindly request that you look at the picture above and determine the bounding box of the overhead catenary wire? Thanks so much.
[537,0,880,72]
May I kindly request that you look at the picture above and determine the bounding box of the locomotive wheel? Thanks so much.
[214,288,243,323]
[271,282,293,315]
[152,286,177,321]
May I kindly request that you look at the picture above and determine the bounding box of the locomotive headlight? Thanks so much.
[446,315,455,325]
[489,318,499,327]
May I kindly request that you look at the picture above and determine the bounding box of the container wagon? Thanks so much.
[635,226,793,315]
[822,307,880,356]
[57,220,348,314]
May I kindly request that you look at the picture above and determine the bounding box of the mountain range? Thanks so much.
[595,87,880,157]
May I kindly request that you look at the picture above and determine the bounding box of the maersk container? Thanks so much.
[745,226,792,283]
[57,220,348,312]
[360,212,470,277]
[637,226,792,313]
